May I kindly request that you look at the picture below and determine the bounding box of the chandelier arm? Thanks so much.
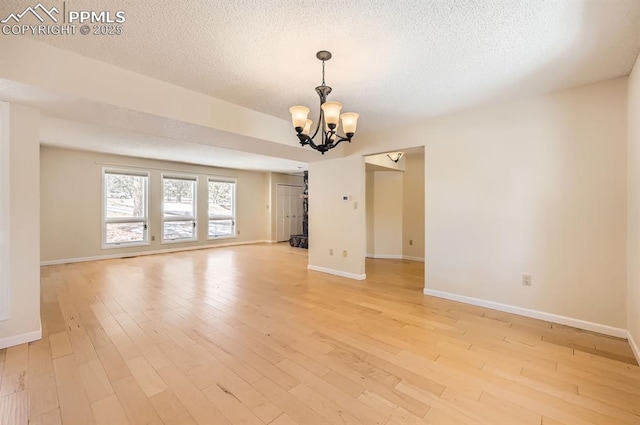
[329,136,352,149]
[309,111,323,140]
[302,134,321,150]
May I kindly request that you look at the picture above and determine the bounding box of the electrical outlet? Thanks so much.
[353,202,358,209]
[329,249,333,256]
[409,239,413,246]
[151,236,156,241]
[237,230,240,235]
[343,250,347,257]
[522,275,532,286]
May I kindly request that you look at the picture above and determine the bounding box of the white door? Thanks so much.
[276,184,304,242]
[292,186,304,234]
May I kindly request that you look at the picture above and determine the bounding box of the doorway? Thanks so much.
[364,147,425,290]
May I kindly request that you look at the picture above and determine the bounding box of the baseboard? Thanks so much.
[366,254,403,260]
[423,288,628,338]
[0,322,42,349]
[403,256,425,262]
[629,331,640,364]
[41,240,271,266]
[307,264,366,281]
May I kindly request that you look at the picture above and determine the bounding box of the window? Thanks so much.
[208,179,235,238]
[162,174,197,242]
[103,170,149,247]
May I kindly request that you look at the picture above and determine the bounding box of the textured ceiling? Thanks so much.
[2,0,640,157]
[3,0,640,132]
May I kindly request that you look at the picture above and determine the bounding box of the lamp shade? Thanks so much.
[301,119,313,135]
[289,106,310,130]
[321,101,342,127]
[340,112,359,134]
[387,152,404,163]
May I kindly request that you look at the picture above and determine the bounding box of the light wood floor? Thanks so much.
[1,243,639,425]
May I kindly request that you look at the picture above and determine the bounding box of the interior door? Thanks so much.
[292,186,304,234]
[277,185,286,241]
[276,184,304,242]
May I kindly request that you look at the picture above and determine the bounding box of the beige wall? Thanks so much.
[0,103,41,348]
[420,78,627,328]
[0,103,7,321]
[308,156,366,278]
[403,152,425,260]
[373,171,404,258]
[41,147,270,262]
[267,172,304,242]
[628,54,640,352]
[366,171,374,255]
[341,77,628,329]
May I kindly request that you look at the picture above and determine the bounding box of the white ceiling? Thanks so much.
[1,0,640,169]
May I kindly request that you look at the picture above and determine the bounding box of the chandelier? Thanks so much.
[289,51,359,154]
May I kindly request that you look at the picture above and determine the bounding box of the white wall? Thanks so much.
[308,156,366,279]
[373,171,403,258]
[628,54,640,356]
[403,152,425,260]
[339,78,628,330]
[41,147,270,263]
[0,102,41,348]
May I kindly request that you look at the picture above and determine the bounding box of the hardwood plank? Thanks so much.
[50,332,74,360]
[0,391,28,425]
[30,408,63,425]
[52,354,96,425]
[188,361,282,423]
[0,344,28,396]
[91,394,130,425]
[96,344,131,383]
[29,372,59,418]
[32,245,640,425]
[156,366,231,425]
[251,377,332,425]
[78,359,114,402]
[202,380,264,425]
[148,389,188,423]
[111,376,163,425]
[125,356,167,397]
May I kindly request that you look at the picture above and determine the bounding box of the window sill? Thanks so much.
[207,235,237,241]
[102,241,150,250]
[160,238,199,245]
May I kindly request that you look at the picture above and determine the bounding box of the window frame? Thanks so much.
[161,173,198,244]
[102,168,150,249]
[207,178,236,240]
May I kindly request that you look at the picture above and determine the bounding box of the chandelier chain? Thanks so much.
[322,60,325,86]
